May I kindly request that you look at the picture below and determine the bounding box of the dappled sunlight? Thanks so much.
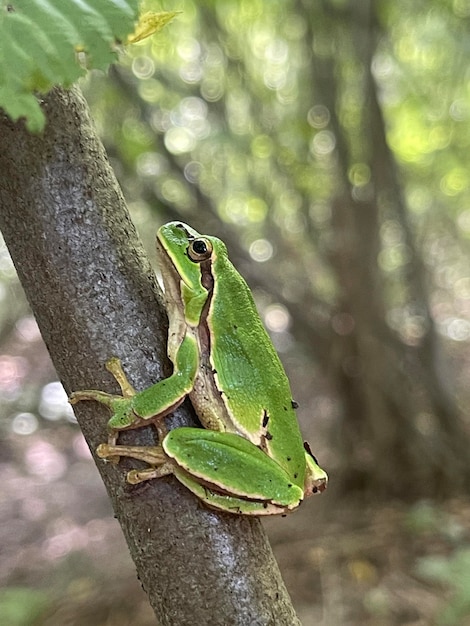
[264,303,290,334]
[457,209,470,236]
[0,355,27,397]
[15,316,42,342]
[219,194,268,225]
[73,433,92,460]
[249,237,273,262]
[1,1,470,624]
[164,126,197,154]
[0,235,17,279]
[11,412,38,436]
[25,440,67,482]
[386,309,428,346]
[42,518,91,561]
[131,55,155,80]
[39,382,76,423]
[331,312,356,336]
[438,317,470,342]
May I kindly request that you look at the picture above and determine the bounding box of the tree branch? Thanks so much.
[0,86,301,626]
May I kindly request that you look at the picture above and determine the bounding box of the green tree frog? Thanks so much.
[70,222,327,515]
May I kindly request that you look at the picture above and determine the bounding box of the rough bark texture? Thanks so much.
[0,86,301,626]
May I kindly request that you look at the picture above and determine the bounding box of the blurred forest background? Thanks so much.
[1,1,470,624]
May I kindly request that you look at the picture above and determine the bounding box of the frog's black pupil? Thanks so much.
[193,239,207,254]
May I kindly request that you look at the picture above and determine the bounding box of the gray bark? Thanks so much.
[0,86,301,626]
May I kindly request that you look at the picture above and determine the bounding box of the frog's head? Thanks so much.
[157,221,226,326]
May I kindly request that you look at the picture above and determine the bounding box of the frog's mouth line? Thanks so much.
[155,237,184,307]
[196,270,213,365]
[156,231,214,292]
[156,233,214,352]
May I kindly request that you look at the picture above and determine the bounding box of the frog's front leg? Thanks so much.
[69,334,199,434]
[70,358,139,446]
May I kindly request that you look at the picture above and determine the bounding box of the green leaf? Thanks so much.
[128,10,182,44]
[0,0,140,131]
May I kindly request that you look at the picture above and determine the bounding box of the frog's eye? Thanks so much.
[188,237,213,262]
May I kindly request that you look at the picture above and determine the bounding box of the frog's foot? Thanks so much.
[69,358,136,405]
[69,389,137,431]
[303,442,328,496]
[104,357,136,398]
[127,465,174,484]
[97,442,174,484]
[69,358,140,431]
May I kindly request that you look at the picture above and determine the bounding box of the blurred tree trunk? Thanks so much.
[306,0,470,496]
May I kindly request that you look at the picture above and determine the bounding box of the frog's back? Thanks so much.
[207,244,305,480]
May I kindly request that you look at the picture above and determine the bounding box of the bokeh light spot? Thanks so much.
[40,382,74,422]
[131,55,155,79]
[25,440,67,481]
[164,127,196,154]
[249,239,273,262]
[311,130,336,157]
[265,304,290,333]
[307,105,330,129]
[12,412,38,435]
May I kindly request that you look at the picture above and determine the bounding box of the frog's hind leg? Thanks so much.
[97,442,174,484]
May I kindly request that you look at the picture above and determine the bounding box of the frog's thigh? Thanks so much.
[173,471,292,515]
[163,427,303,508]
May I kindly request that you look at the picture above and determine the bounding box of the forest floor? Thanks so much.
[266,496,470,626]
[2,326,470,625]
[3,308,470,625]
[2,426,470,626]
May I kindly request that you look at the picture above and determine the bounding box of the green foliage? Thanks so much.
[84,0,470,339]
[417,548,470,626]
[405,500,446,534]
[0,588,49,625]
[406,503,470,625]
[0,0,139,131]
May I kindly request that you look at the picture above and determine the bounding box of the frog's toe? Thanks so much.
[105,358,136,398]
[69,389,117,407]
